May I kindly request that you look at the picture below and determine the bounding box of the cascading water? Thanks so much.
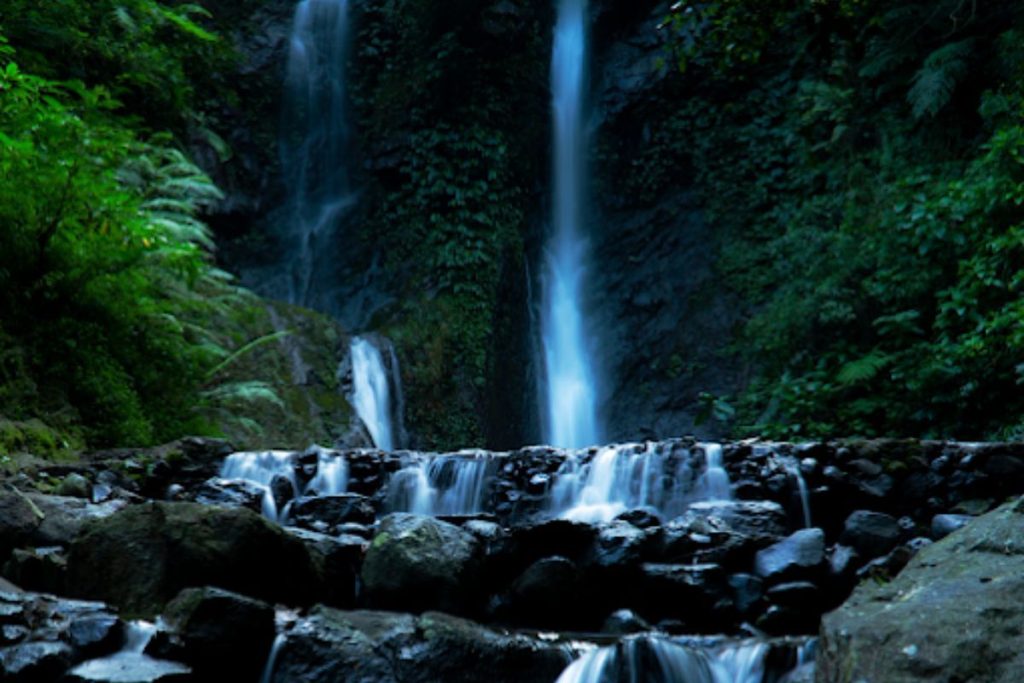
[540,0,601,449]
[349,336,397,451]
[220,447,348,521]
[386,454,493,515]
[279,0,354,311]
[555,637,769,683]
[550,442,731,523]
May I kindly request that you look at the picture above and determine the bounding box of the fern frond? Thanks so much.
[908,39,974,119]
[837,352,893,385]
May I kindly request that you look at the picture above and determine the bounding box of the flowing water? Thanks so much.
[386,453,494,515]
[350,336,397,451]
[279,0,354,311]
[220,448,348,521]
[540,0,601,449]
[549,443,730,523]
[555,637,769,683]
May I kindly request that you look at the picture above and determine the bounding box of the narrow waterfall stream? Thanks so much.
[280,0,354,311]
[349,336,397,451]
[540,0,601,449]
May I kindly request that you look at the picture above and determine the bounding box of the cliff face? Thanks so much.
[200,0,746,449]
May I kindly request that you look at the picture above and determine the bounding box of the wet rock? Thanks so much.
[931,513,973,539]
[855,544,918,582]
[728,573,764,616]
[615,508,662,529]
[267,608,568,683]
[362,514,480,615]
[756,604,819,635]
[765,582,819,610]
[819,499,1024,682]
[602,609,651,635]
[286,528,365,607]
[754,529,826,584]
[0,489,42,554]
[3,546,66,594]
[269,475,294,512]
[29,494,128,547]
[501,556,581,628]
[58,474,92,499]
[192,478,264,512]
[636,563,731,628]
[164,586,274,681]
[68,502,317,615]
[839,510,901,557]
[68,614,122,657]
[685,500,789,546]
[590,521,651,568]
[0,641,74,681]
[289,493,376,531]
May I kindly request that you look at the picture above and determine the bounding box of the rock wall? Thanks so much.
[196,0,748,450]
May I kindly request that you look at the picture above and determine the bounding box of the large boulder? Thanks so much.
[362,514,480,614]
[163,586,274,681]
[819,498,1024,682]
[68,502,317,616]
[754,529,826,584]
[267,608,569,683]
[288,494,376,532]
[838,510,901,557]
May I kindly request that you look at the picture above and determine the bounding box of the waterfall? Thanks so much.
[221,451,300,520]
[350,336,397,451]
[386,454,493,515]
[555,637,769,683]
[696,444,731,501]
[549,442,731,523]
[220,448,348,521]
[280,0,354,311]
[540,0,601,449]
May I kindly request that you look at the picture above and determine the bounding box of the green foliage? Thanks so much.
[352,0,546,448]
[0,33,282,448]
[0,0,230,131]
[661,0,1024,440]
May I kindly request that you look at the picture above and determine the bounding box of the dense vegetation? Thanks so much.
[657,0,1024,440]
[0,2,280,450]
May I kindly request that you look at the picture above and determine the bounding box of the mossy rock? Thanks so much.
[67,501,318,617]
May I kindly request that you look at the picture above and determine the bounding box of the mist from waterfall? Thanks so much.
[540,0,601,449]
[350,337,396,451]
[280,0,354,311]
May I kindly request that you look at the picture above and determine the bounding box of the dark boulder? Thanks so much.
[289,494,376,531]
[754,529,826,584]
[0,641,74,681]
[164,586,274,681]
[68,502,317,616]
[192,478,265,513]
[267,608,569,683]
[286,528,366,607]
[839,510,901,557]
[362,514,480,615]
[602,609,652,635]
[500,556,582,629]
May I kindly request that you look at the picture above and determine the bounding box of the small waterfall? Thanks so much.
[555,637,769,683]
[221,451,299,520]
[540,0,602,449]
[123,621,157,653]
[279,0,355,311]
[774,454,812,529]
[387,454,493,515]
[695,443,731,501]
[260,634,287,683]
[350,336,397,451]
[220,448,348,521]
[550,443,731,523]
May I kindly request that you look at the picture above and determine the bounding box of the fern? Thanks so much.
[908,39,974,119]
[837,352,893,385]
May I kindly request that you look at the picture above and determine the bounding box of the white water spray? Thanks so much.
[540,0,601,449]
